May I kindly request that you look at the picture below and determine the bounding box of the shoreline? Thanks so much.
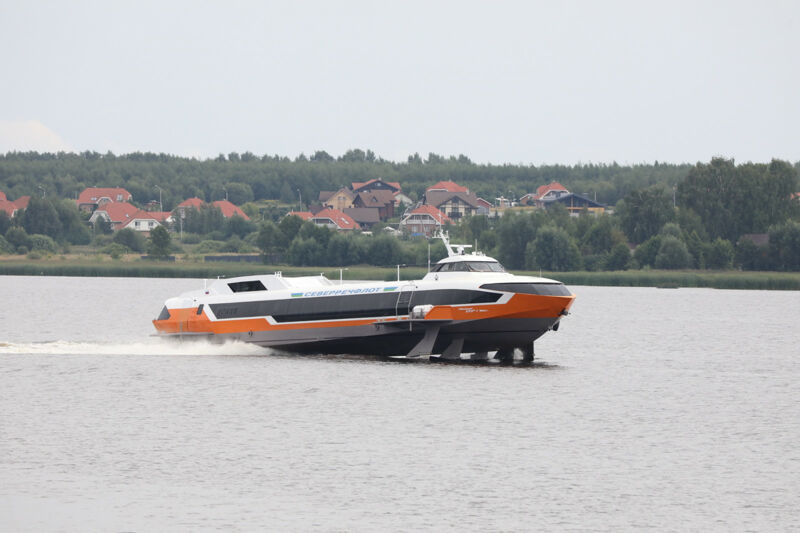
[1,257,798,290]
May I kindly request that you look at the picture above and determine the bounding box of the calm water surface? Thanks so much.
[1,275,798,532]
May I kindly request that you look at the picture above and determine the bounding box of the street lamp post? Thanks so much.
[154,185,163,211]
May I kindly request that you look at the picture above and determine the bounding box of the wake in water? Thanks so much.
[0,338,269,357]
[0,339,558,368]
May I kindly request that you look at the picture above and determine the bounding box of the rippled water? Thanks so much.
[1,276,799,532]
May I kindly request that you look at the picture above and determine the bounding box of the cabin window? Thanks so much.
[466,261,505,272]
[228,280,267,293]
[431,261,505,273]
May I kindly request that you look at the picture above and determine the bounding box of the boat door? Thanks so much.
[395,283,415,316]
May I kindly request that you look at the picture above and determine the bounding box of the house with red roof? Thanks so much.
[212,200,249,220]
[399,205,450,237]
[0,192,30,218]
[310,208,357,231]
[172,197,250,221]
[286,211,314,221]
[120,210,172,233]
[519,182,570,206]
[77,187,133,212]
[426,181,469,194]
[424,190,481,220]
[89,202,141,231]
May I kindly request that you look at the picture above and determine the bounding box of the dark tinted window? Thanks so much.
[209,289,501,322]
[228,280,267,293]
[156,306,171,321]
[480,283,571,296]
[431,261,505,272]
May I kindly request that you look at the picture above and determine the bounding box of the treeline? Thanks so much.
[0,150,696,209]
[1,153,799,272]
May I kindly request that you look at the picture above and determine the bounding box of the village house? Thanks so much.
[0,191,30,218]
[422,180,483,220]
[77,187,133,212]
[399,205,450,237]
[352,190,396,220]
[543,193,606,216]
[174,198,250,220]
[351,178,401,195]
[286,210,314,221]
[310,208,357,231]
[318,188,355,211]
[519,182,570,206]
[89,202,171,232]
[342,207,380,230]
[424,190,481,220]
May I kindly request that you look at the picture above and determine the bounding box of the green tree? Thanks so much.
[94,216,113,235]
[654,236,691,269]
[735,238,769,271]
[54,199,90,244]
[704,238,734,270]
[617,186,675,244]
[496,211,541,269]
[21,197,62,239]
[605,242,631,270]
[256,221,285,256]
[367,234,404,266]
[677,158,797,241]
[29,234,58,253]
[5,226,32,252]
[287,237,324,265]
[113,228,146,253]
[225,215,255,238]
[633,235,663,268]
[768,221,800,271]
[147,225,172,258]
[0,211,11,235]
[526,226,582,271]
[225,182,254,205]
[279,214,304,244]
[0,235,12,254]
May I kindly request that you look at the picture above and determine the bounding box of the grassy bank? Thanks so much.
[1,256,799,290]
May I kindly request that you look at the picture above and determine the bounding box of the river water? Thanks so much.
[1,275,798,532]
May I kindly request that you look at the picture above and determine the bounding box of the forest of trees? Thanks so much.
[1,152,799,271]
[0,150,695,210]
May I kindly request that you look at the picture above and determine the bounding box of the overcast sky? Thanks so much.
[1,0,798,165]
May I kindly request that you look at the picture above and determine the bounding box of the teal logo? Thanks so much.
[383,286,398,292]
[291,293,303,298]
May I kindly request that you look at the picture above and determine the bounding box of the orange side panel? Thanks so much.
[424,293,575,322]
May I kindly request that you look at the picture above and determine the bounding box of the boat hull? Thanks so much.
[154,290,573,356]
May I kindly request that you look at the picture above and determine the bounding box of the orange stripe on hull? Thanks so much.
[153,293,575,336]
[425,293,574,321]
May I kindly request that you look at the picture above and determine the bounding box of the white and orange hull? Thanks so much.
[153,274,575,358]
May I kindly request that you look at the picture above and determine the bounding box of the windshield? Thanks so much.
[432,261,506,273]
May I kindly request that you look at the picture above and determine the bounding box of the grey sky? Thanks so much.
[1,0,798,164]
